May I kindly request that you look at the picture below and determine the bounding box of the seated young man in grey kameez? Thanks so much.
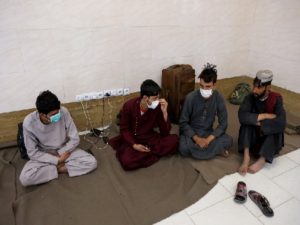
[238,70,286,175]
[19,90,97,187]
[179,63,233,159]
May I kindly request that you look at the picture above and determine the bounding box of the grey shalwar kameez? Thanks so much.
[238,92,286,163]
[179,90,233,159]
[19,106,97,186]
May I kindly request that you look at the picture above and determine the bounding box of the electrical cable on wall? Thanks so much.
[79,95,113,150]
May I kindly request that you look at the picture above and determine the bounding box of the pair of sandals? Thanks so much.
[234,181,274,217]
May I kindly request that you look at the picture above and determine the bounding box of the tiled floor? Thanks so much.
[154,148,300,225]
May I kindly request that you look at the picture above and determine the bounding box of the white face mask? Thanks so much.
[147,100,159,109]
[200,88,213,98]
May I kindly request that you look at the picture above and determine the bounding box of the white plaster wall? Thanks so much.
[2,0,298,113]
[248,0,300,93]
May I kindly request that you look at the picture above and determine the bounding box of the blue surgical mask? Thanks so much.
[49,111,61,123]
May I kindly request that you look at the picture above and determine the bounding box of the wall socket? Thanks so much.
[96,91,104,99]
[75,94,84,101]
[103,90,111,97]
[123,88,130,95]
[110,89,117,96]
[75,88,130,101]
[90,92,98,100]
[116,88,123,96]
[83,93,91,101]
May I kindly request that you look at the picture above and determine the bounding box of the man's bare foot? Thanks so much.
[57,163,68,174]
[219,150,230,158]
[238,149,250,176]
[238,162,249,176]
[248,157,265,174]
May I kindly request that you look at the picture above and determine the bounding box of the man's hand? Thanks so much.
[193,135,209,148]
[133,144,151,152]
[206,135,215,145]
[266,113,277,119]
[159,98,169,122]
[258,113,276,121]
[193,135,215,149]
[159,98,168,113]
[58,151,71,164]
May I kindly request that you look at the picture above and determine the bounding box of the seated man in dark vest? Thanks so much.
[109,79,178,170]
[238,70,286,175]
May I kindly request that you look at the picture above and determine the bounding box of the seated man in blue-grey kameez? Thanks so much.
[19,90,97,187]
[179,63,233,159]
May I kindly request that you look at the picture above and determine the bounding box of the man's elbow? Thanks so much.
[72,136,80,146]
[74,139,80,146]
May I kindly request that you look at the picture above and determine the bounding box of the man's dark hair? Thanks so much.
[140,79,161,97]
[36,90,61,114]
[253,77,272,87]
[198,63,218,83]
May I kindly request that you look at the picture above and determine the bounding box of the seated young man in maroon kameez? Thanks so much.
[109,79,178,170]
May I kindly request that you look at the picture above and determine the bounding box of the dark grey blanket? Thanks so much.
[1,103,299,225]
[1,140,215,225]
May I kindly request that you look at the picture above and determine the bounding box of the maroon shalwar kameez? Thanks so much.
[109,97,178,170]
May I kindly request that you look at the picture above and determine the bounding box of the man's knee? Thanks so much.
[19,162,59,186]
[120,160,137,171]
[179,137,190,156]
[19,172,33,187]
[69,150,98,170]
[89,156,98,171]
[19,168,45,187]
[165,134,179,143]
[223,134,233,148]
[72,154,98,175]
[119,156,146,171]
[157,134,178,155]
[117,152,137,171]
[117,151,158,171]
[19,165,39,186]
[161,134,179,148]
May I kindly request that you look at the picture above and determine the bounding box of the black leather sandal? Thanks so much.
[248,190,274,217]
[234,181,247,203]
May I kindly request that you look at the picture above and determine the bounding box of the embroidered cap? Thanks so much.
[254,70,273,86]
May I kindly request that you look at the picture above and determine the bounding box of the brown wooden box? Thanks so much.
[162,64,195,123]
